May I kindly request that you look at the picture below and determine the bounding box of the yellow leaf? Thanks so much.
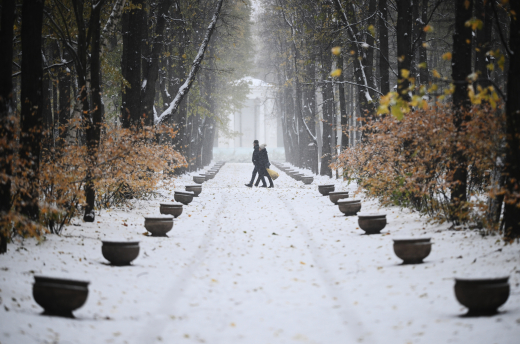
[401,69,410,78]
[391,105,403,120]
[442,52,452,60]
[368,25,376,37]
[330,69,342,77]
[432,69,441,78]
[423,25,434,33]
[331,47,341,55]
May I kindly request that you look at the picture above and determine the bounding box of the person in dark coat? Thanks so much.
[255,144,274,188]
[245,140,260,187]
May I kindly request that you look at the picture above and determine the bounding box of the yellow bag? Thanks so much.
[267,168,279,180]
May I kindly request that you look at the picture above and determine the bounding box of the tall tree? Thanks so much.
[450,0,473,221]
[0,0,17,253]
[378,0,390,94]
[141,0,174,126]
[121,0,145,128]
[502,0,520,238]
[19,0,45,221]
[396,0,413,101]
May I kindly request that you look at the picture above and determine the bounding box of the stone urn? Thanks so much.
[174,191,194,205]
[454,276,510,315]
[393,238,432,264]
[33,276,89,318]
[301,176,314,185]
[144,215,174,236]
[204,173,214,181]
[294,173,304,181]
[337,199,361,216]
[357,213,387,234]
[318,184,335,196]
[193,175,206,184]
[101,241,140,266]
[160,202,183,217]
[329,191,349,204]
[185,185,202,197]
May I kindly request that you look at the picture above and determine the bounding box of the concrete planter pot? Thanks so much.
[144,215,174,236]
[329,191,349,204]
[174,191,194,205]
[193,175,206,184]
[185,185,202,197]
[294,173,304,181]
[101,241,140,266]
[337,199,361,216]
[318,184,335,196]
[454,276,510,316]
[204,173,215,181]
[393,238,432,264]
[33,276,89,318]
[357,213,387,234]
[160,202,183,217]
[301,176,314,185]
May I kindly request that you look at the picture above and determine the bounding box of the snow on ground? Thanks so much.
[0,162,519,344]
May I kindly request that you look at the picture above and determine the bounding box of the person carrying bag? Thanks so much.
[255,144,274,188]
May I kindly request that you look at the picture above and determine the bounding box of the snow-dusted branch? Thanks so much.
[102,0,126,49]
[155,0,225,125]
[332,0,373,103]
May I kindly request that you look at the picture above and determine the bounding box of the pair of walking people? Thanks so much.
[245,139,274,188]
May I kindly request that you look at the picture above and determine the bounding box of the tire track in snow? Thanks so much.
[277,193,378,344]
[134,191,229,343]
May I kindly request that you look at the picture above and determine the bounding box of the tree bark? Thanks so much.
[141,0,174,126]
[396,0,413,101]
[418,0,430,85]
[502,0,520,238]
[58,46,72,144]
[450,0,473,222]
[474,0,492,84]
[19,0,44,221]
[320,50,333,177]
[0,0,17,253]
[83,1,105,222]
[338,54,348,152]
[378,0,390,94]
[121,0,144,128]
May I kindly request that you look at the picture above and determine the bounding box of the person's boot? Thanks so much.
[245,183,252,187]
[268,184,274,188]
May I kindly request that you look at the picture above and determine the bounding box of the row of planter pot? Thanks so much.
[192,161,226,184]
[313,181,510,316]
[270,161,314,184]
[32,162,227,318]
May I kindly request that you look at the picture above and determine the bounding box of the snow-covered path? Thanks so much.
[1,163,519,344]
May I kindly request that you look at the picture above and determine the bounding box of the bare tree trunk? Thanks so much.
[320,50,333,177]
[0,0,17,253]
[338,53,348,152]
[450,0,473,223]
[502,0,520,238]
[121,0,144,128]
[19,0,44,222]
[58,46,72,144]
[83,1,105,222]
[396,0,413,101]
[378,0,390,94]
[417,0,430,85]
